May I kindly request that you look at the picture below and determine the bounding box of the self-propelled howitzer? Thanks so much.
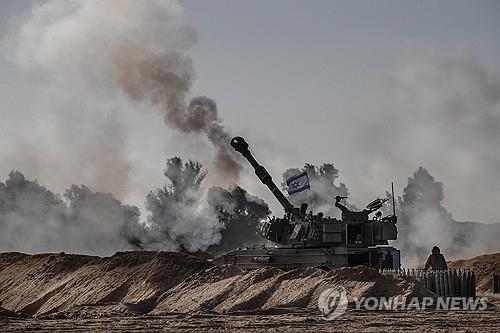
[213,136,400,270]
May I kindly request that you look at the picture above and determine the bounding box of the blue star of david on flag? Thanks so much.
[286,171,310,195]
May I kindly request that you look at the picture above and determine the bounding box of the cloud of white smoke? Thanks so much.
[1,0,241,203]
[360,47,500,224]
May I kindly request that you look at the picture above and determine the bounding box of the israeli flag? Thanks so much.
[286,171,310,194]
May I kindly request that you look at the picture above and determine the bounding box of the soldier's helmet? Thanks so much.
[432,246,440,254]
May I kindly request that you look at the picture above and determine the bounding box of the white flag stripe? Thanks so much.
[286,171,310,194]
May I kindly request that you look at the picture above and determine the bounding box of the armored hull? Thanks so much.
[214,246,400,271]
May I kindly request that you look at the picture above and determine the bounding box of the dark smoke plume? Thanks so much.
[5,0,241,189]
[109,41,241,181]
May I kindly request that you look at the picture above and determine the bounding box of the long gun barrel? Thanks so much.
[231,136,294,212]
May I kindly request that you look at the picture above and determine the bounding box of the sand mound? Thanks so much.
[0,251,436,317]
[0,306,28,318]
[0,252,29,272]
[449,252,500,293]
[152,265,434,314]
[0,251,213,316]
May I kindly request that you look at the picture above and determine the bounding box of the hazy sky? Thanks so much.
[1,0,499,223]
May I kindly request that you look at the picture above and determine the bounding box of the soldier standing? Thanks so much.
[424,246,448,271]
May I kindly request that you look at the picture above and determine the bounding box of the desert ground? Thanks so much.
[1,251,499,332]
[2,305,499,333]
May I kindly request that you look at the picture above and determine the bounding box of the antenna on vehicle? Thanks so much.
[391,182,396,216]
